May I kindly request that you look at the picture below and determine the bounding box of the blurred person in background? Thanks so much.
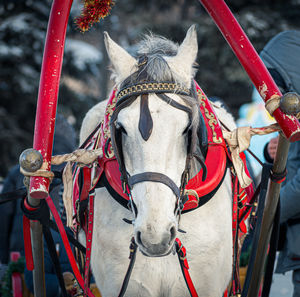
[0,114,76,296]
[259,30,300,297]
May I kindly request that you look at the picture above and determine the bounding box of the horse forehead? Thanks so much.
[118,94,189,127]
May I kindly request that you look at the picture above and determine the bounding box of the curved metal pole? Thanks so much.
[246,134,290,297]
[26,0,73,295]
[30,219,46,297]
[199,0,300,142]
[198,1,298,296]
[29,0,73,199]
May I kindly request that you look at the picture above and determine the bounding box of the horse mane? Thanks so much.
[134,34,178,83]
[135,33,198,86]
[115,33,200,130]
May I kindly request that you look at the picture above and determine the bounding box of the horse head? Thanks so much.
[106,26,203,257]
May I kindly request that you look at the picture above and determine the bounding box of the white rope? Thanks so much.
[51,148,103,165]
[264,95,281,116]
[20,147,103,227]
[56,148,103,227]
[222,123,280,188]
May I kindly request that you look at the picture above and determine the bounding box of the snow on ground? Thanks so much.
[270,270,293,297]
[269,255,293,297]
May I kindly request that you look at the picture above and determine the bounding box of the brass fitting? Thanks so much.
[280,92,300,115]
[19,148,43,173]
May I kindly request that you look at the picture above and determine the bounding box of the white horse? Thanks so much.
[79,25,237,297]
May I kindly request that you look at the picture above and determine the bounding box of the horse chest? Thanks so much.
[91,182,232,297]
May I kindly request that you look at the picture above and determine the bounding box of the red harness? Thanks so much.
[85,84,230,212]
[69,84,254,296]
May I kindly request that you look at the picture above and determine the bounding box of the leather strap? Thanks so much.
[116,81,191,103]
[80,167,92,204]
[84,191,95,295]
[156,93,192,114]
[48,220,86,254]
[118,238,137,297]
[46,196,95,297]
[175,238,199,297]
[110,95,139,185]
[230,175,241,296]
[139,94,153,141]
[42,224,68,297]
[128,172,180,198]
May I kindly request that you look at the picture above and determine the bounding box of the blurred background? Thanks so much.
[1,0,300,180]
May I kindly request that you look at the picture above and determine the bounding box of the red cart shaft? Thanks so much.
[29,0,73,199]
[200,0,300,142]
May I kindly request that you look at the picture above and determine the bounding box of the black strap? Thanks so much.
[241,163,273,297]
[79,122,102,149]
[118,238,137,297]
[156,93,192,114]
[138,94,153,141]
[110,95,139,185]
[128,172,180,198]
[42,225,68,297]
[48,220,86,254]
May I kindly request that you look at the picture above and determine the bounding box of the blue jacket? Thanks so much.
[275,140,300,273]
[259,30,300,274]
[0,114,76,264]
[0,165,25,263]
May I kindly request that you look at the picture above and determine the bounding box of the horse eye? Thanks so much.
[116,122,127,135]
[182,125,189,135]
[182,121,192,135]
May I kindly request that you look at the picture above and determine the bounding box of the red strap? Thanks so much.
[231,175,242,296]
[175,238,198,297]
[46,196,95,297]
[232,175,239,240]
[84,191,95,295]
[23,215,34,271]
[80,167,92,203]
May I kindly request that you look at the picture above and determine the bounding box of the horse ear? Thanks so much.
[104,32,137,84]
[165,25,198,88]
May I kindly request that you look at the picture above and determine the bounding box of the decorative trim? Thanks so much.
[103,93,118,158]
[197,90,223,144]
[116,82,190,102]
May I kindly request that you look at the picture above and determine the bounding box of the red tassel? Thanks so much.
[76,0,114,32]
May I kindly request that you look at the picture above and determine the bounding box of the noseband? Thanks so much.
[109,57,207,218]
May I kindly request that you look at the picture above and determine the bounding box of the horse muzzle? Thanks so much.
[135,225,177,257]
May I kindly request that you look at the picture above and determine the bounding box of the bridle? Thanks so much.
[109,56,208,220]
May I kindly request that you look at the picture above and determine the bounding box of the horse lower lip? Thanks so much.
[140,248,172,257]
[138,242,173,257]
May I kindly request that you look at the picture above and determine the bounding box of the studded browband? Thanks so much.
[116,81,191,103]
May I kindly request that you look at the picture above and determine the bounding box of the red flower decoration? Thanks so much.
[76,0,114,32]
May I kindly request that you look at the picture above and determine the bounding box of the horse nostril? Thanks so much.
[170,225,176,242]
